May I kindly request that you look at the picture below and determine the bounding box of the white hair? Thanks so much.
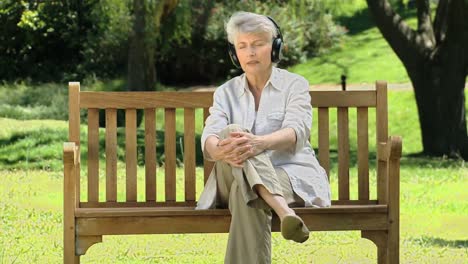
[225,11,278,44]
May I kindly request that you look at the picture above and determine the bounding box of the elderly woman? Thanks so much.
[196,11,331,264]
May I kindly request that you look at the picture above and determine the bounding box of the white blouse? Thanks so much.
[198,67,331,209]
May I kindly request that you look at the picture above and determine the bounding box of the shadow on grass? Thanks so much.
[408,236,468,248]
[0,127,203,170]
[0,126,463,172]
[401,152,466,169]
[0,128,68,170]
[336,7,374,35]
[335,6,418,36]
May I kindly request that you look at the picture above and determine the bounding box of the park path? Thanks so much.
[186,82,468,92]
[186,82,416,92]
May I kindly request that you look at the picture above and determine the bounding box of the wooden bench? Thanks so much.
[63,81,402,263]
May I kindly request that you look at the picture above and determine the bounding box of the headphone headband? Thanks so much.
[266,16,283,41]
[228,15,284,68]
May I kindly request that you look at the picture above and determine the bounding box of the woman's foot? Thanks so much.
[281,214,310,243]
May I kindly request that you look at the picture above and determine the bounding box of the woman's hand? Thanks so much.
[216,131,265,167]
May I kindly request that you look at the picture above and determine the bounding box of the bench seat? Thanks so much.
[74,205,388,236]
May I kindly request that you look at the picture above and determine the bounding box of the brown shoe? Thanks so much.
[281,215,310,243]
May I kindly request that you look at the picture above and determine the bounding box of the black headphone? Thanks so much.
[228,16,283,68]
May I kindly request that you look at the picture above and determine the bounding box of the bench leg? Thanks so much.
[361,230,388,264]
[64,215,79,264]
[388,224,399,264]
[64,231,80,264]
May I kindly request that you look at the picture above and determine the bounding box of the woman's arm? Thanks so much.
[205,134,254,167]
[220,127,296,165]
[229,127,296,154]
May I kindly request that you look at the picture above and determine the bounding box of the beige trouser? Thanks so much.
[215,124,304,264]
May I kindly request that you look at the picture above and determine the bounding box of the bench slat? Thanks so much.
[125,109,137,202]
[184,108,196,202]
[79,90,376,108]
[80,92,214,108]
[105,109,117,202]
[338,107,350,200]
[165,108,176,202]
[318,107,330,178]
[203,107,214,184]
[87,109,99,202]
[310,90,376,107]
[144,109,157,202]
[357,107,369,200]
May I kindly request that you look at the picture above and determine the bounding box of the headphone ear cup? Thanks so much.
[271,38,283,63]
[228,43,241,68]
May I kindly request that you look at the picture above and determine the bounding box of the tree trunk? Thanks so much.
[122,0,177,127]
[125,0,154,127]
[128,0,156,94]
[408,55,468,159]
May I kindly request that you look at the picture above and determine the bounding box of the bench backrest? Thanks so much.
[68,81,388,208]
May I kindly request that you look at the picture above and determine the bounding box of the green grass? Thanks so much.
[0,159,466,263]
[289,2,420,84]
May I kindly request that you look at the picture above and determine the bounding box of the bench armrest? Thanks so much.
[376,136,402,207]
[386,136,402,227]
[385,136,402,201]
[387,136,402,161]
[64,142,80,209]
[64,142,79,165]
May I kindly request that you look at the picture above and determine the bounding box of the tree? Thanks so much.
[126,0,177,126]
[366,0,468,159]
[127,0,177,94]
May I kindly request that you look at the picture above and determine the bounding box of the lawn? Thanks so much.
[289,1,420,85]
[0,154,466,263]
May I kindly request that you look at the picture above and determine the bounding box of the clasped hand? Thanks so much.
[216,131,263,168]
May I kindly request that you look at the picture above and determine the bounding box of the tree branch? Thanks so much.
[366,0,424,64]
[433,0,449,44]
[416,0,436,47]
[465,5,468,76]
[446,0,468,75]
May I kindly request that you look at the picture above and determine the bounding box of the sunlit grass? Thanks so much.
[289,1,422,85]
[1,160,466,263]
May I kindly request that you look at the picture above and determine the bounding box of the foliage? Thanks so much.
[158,0,347,84]
[82,0,132,79]
[0,0,346,85]
[0,81,69,120]
[0,0,99,81]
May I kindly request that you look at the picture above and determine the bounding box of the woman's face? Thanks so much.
[234,32,272,76]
